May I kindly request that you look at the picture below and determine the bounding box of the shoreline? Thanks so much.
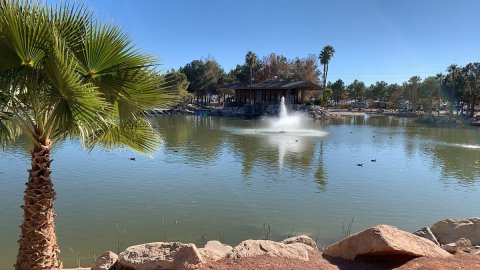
[66,218,480,270]
[149,105,480,126]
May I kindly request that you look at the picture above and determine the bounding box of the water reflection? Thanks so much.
[314,142,327,190]
[1,115,480,269]
[225,125,325,186]
[415,127,480,184]
[150,116,226,164]
[331,116,480,184]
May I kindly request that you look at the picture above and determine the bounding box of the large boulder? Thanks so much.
[431,218,480,245]
[198,240,233,261]
[281,235,318,250]
[118,242,205,270]
[413,226,440,246]
[91,251,117,270]
[226,240,309,261]
[323,225,451,261]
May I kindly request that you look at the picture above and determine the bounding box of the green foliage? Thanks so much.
[347,80,366,102]
[312,89,331,105]
[340,217,355,239]
[319,45,335,93]
[0,0,174,153]
[331,79,345,105]
[179,58,225,101]
[228,64,251,83]
[165,71,192,105]
[368,81,388,101]
[245,53,320,84]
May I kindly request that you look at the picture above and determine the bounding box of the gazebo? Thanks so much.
[221,80,322,108]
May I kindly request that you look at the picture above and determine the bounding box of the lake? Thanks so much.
[1,115,479,268]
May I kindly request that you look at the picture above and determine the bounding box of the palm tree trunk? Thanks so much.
[16,139,61,270]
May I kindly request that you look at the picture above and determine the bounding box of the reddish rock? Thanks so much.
[323,225,451,260]
[226,240,309,261]
[431,217,480,245]
[91,251,117,270]
[281,235,318,250]
[118,242,205,270]
[199,240,233,261]
[413,226,440,246]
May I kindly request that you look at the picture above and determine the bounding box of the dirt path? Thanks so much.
[198,251,480,270]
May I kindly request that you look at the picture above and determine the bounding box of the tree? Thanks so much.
[228,64,250,83]
[0,1,172,269]
[386,83,404,110]
[245,51,257,104]
[319,45,335,100]
[446,64,461,115]
[347,80,366,108]
[290,55,321,84]
[403,76,421,113]
[462,63,480,117]
[331,79,345,106]
[180,58,225,104]
[420,76,441,114]
[368,81,388,108]
[253,53,289,82]
[165,71,192,105]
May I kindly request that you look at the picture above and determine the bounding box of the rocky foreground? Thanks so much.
[68,217,480,270]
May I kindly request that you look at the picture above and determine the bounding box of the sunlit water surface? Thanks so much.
[1,115,480,268]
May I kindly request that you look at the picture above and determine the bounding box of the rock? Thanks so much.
[456,238,473,253]
[413,227,440,246]
[198,240,232,261]
[442,243,458,253]
[281,235,318,250]
[91,251,117,270]
[226,240,309,261]
[323,225,451,261]
[431,217,480,245]
[118,242,205,270]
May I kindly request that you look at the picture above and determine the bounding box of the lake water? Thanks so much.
[1,115,479,268]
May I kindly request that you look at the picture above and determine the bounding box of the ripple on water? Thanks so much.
[234,128,329,137]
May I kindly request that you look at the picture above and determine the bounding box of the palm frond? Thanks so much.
[1,0,169,158]
[43,31,109,140]
[0,0,51,69]
[0,113,22,148]
[49,1,91,52]
[95,68,176,120]
[76,21,155,77]
[86,118,161,156]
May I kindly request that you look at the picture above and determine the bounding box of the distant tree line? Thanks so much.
[329,62,479,117]
[164,50,479,116]
[165,52,321,105]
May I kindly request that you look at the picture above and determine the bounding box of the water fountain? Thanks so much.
[271,96,303,132]
[235,96,327,137]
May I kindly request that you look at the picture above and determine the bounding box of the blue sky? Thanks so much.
[64,0,478,84]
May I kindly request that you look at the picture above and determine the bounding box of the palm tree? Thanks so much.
[319,45,335,101]
[463,63,480,117]
[245,51,257,105]
[407,76,421,114]
[447,64,459,115]
[0,1,173,269]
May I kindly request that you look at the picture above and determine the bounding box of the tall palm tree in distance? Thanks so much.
[245,51,257,105]
[319,45,335,101]
[0,1,173,269]
[447,64,459,115]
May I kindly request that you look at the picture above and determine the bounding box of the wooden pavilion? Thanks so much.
[221,80,322,108]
